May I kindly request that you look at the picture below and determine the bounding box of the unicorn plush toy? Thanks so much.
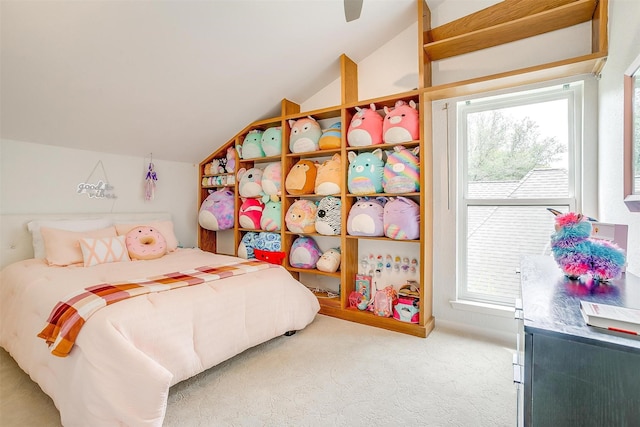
[549,209,626,282]
[382,100,419,144]
[347,103,383,147]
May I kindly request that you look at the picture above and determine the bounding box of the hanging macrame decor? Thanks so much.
[77,160,117,199]
[145,154,158,201]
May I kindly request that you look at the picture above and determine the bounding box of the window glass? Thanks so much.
[457,82,582,305]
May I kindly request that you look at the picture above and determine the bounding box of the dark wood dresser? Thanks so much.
[516,255,640,427]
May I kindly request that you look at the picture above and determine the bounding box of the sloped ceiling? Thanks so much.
[1,0,444,164]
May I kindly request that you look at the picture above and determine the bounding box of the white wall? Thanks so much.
[0,139,198,248]
[598,0,640,275]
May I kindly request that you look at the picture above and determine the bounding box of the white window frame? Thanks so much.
[432,75,598,312]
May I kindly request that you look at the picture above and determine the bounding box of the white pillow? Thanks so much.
[79,235,131,267]
[27,218,113,259]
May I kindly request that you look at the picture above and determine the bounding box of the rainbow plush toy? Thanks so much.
[549,210,626,282]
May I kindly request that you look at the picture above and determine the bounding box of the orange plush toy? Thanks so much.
[285,159,318,195]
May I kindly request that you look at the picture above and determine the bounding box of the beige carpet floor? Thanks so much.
[0,315,517,426]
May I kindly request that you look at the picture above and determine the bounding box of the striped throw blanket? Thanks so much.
[38,260,276,357]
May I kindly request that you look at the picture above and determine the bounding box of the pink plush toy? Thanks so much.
[238,198,264,230]
[225,146,236,173]
[382,100,419,144]
[347,103,383,147]
[261,162,282,202]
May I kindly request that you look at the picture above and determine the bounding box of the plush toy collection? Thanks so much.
[202,102,422,274]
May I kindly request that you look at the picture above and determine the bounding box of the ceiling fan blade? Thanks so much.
[344,0,363,22]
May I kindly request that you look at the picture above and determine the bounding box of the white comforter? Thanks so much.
[0,248,319,426]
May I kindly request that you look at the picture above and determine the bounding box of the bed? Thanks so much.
[0,213,320,426]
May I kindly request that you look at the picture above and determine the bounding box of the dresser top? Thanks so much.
[521,255,640,351]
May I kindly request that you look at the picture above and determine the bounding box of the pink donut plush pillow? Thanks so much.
[125,226,167,260]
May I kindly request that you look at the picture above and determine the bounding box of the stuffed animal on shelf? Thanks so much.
[285,159,318,195]
[260,200,282,231]
[317,248,341,273]
[318,122,342,150]
[238,198,264,230]
[347,197,387,236]
[315,153,341,196]
[315,196,341,236]
[237,167,264,199]
[198,188,235,231]
[549,210,626,281]
[384,196,420,240]
[288,116,322,153]
[261,162,282,202]
[347,103,383,147]
[289,236,322,269]
[285,199,318,234]
[225,146,236,173]
[382,100,419,144]
[261,127,282,157]
[347,149,384,195]
[383,146,420,194]
[238,231,281,259]
[237,130,265,159]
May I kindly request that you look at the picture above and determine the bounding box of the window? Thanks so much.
[455,82,585,306]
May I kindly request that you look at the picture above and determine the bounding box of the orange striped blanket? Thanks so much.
[38,260,276,357]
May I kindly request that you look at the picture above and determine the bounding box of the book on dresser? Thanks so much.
[579,300,640,335]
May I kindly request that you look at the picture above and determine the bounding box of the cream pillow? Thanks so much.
[79,235,131,267]
[27,218,113,259]
[41,226,118,266]
[115,221,178,252]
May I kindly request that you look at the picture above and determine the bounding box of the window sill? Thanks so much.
[449,299,515,318]
[624,195,640,212]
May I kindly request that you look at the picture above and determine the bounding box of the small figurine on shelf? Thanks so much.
[549,209,626,282]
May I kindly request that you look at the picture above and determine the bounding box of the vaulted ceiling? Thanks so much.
[1,0,447,163]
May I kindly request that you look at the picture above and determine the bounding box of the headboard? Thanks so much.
[0,212,171,269]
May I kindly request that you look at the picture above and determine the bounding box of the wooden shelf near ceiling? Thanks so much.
[418,0,608,89]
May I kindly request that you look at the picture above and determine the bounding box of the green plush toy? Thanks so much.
[238,130,265,159]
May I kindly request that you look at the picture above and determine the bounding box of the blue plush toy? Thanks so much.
[238,231,281,259]
[347,149,384,195]
[261,127,282,157]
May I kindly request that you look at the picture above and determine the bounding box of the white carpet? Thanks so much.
[0,315,517,426]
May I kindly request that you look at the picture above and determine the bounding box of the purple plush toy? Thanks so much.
[347,197,387,237]
[198,188,235,231]
[383,197,420,240]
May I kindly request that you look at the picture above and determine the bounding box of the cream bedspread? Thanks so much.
[0,248,320,426]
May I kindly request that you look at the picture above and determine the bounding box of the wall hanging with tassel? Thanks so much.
[145,154,157,201]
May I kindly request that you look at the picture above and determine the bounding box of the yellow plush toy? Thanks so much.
[318,122,342,150]
[315,153,341,196]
